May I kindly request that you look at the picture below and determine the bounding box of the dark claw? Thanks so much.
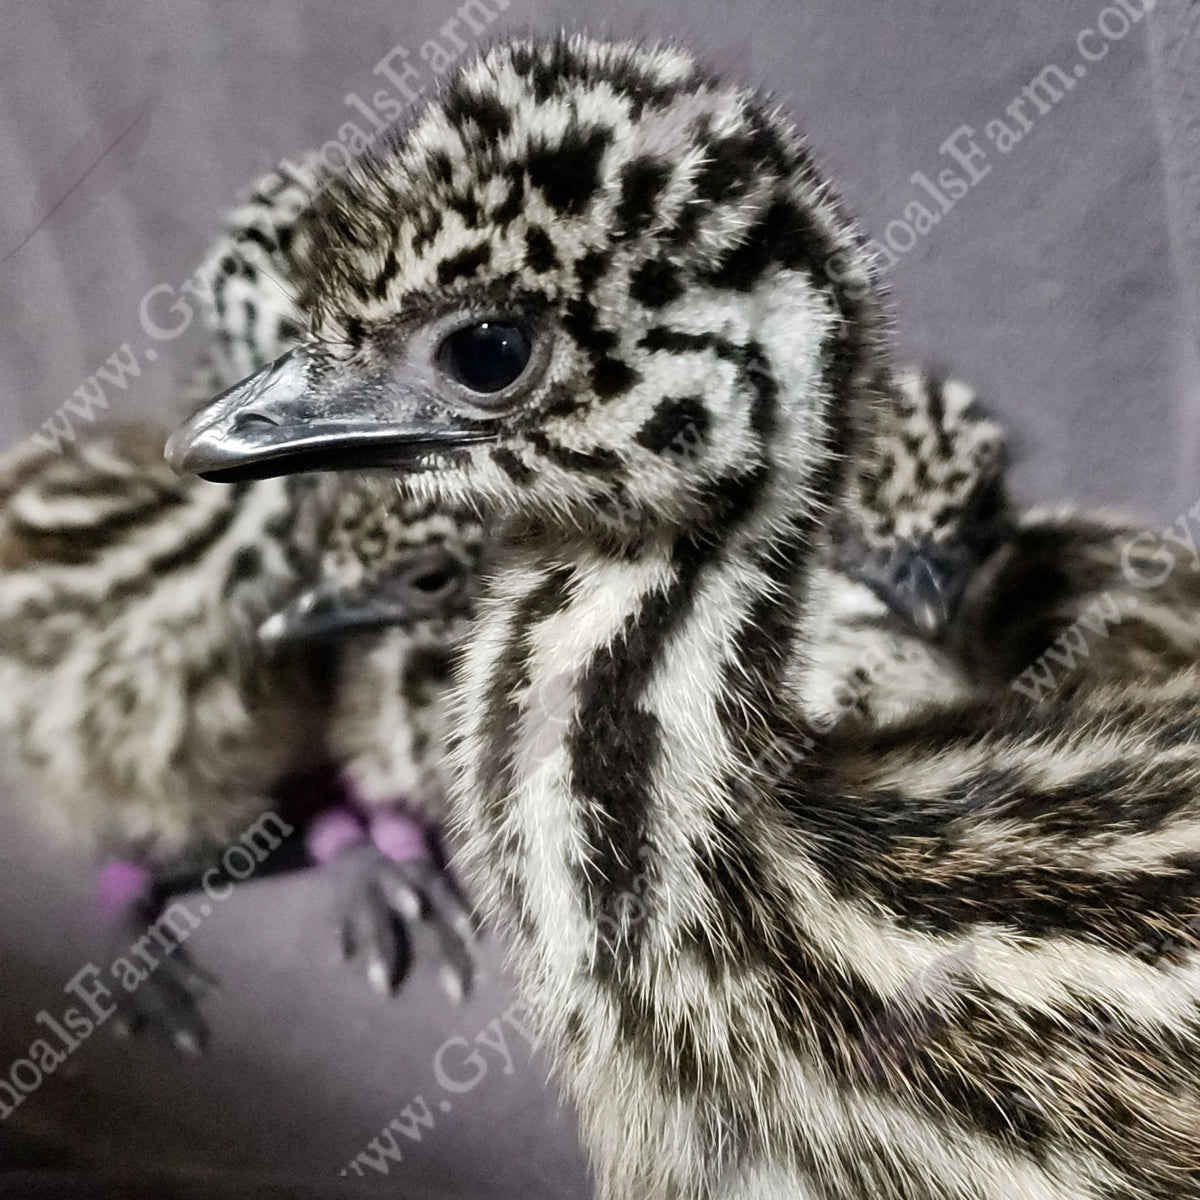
[331,843,476,1000]
[103,904,215,1056]
[414,864,477,1002]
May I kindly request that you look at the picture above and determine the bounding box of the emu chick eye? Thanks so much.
[438,321,531,394]
[407,562,462,598]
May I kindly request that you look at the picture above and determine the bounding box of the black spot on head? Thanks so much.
[616,157,672,239]
[574,249,609,293]
[442,87,514,141]
[491,446,533,483]
[225,545,263,590]
[636,396,710,457]
[932,506,959,532]
[667,200,704,250]
[528,432,620,473]
[509,39,675,109]
[411,210,444,256]
[491,164,525,225]
[525,126,612,215]
[563,297,618,360]
[436,242,492,286]
[911,455,930,491]
[900,430,924,461]
[540,383,583,420]
[702,201,782,291]
[629,258,684,308]
[508,43,561,103]
[427,151,455,187]
[448,193,483,229]
[524,226,558,273]
[705,195,835,292]
[693,127,781,203]
[327,208,366,250]
[592,357,641,399]
[372,254,397,300]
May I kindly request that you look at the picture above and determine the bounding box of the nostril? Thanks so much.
[233,410,281,431]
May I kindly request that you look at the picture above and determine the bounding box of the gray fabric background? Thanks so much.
[0,2,1198,1196]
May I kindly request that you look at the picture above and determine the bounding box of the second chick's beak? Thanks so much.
[881,543,970,639]
[259,546,474,646]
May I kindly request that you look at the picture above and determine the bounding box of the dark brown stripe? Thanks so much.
[476,564,576,925]
[527,431,620,474]
[14,481,255,621]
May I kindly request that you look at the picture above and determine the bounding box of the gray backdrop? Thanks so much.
[0,2,1198,1197]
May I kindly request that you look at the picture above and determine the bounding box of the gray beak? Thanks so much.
[884,544,967,639]
[258,583,394,646]
[165,349,498,482]
[259,546,473,646]
[904,556,955,639]
[848,542,969,640]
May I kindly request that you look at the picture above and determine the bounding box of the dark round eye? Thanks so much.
[438,321,532,394]
[407,562,463,599]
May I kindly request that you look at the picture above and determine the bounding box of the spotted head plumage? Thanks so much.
[170,35,891,557]
[830,369,1012,636]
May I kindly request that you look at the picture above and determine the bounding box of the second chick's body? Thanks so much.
[0,430,328,859]
[0,423,480,1044]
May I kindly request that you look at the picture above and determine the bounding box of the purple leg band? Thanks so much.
[97,859,152,919]
[371,811,431,865]
[306,805,367,865]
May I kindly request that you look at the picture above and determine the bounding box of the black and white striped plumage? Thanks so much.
[955,505,1200,693]
[271,479,482,823]
[824,378,1200,715]
[0,428,484,1042]
[172,37,1200,1199]
[0,428,330,857]
[183,163,488,1004]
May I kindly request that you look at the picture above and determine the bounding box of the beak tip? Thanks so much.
[164,418,222,476]
[162,427,190,474]
[910,598,949,639]
[257,611,287,645]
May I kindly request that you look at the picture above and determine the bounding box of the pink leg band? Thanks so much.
[306,806,367,865]
[97,859,152,920]
[370,811,431,865]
